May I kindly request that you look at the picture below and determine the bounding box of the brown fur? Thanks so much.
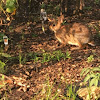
[49,15,95,49]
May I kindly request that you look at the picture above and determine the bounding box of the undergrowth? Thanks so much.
[7,50,71,65]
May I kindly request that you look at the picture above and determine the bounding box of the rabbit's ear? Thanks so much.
[61,15,64,23]
[58,15,64,23]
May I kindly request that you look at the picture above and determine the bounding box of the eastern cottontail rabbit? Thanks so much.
[49,15,95,49]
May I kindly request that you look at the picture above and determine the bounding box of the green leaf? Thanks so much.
[6,7,15,13]
[92,67,100,72]
[6,0,16,7]
[90,78,96,87]
[87,55,94,63]
[94,79,98,87]
[6,0,16,13]
[0,60,5,73]
[66,51,71,59]
[80,68,90,76]
[84,74,91,82]
[80,68,87,76]
[2,75,5,80]
[0,60,5,67]
[0,53,11,58]
[90,73,96,78]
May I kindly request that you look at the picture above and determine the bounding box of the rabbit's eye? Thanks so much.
[53,24,55,26]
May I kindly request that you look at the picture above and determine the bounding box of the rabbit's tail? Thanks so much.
[88,41,95,46]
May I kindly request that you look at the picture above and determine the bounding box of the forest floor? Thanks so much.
[0,3,100,100]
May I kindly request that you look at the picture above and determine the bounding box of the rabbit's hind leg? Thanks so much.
[71,41,84,50]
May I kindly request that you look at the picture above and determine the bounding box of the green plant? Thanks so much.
[17,50,71,65]
[9,26,14,32]
[6,0,18,13]
[32,75,78,100]
[21,31,25,40]
[94,0,99,4]
[18,45,24,66]
[0,60,6,74]
[0,75,5,88]
[33,50,71,63]
[33,75,63,100]
[45,76,58,100]
[87,55,94,63]
[0,0,18,26]
[18,51,27,65]
[66,84,77,100]
[18,51,22,65]
[52,50,65,61]
[0,0,17,14]
[41,50,71,63]
[22,54,27,64]
[81,66,100,87]
[84,6,92,10]
[65,51,71,59]
[94,25,99,32]
[42,52,51,63]
[0,33,4,43]
[33,52,41,63]
[55,5,60,16]
[0,74,12,99]
[79,66,100,100]
[41,3,46,9]
[0,52,11,58]
[31,33,38,37]
[0,52,11,74]
[94,25,100,37]
[40,2,61,15]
